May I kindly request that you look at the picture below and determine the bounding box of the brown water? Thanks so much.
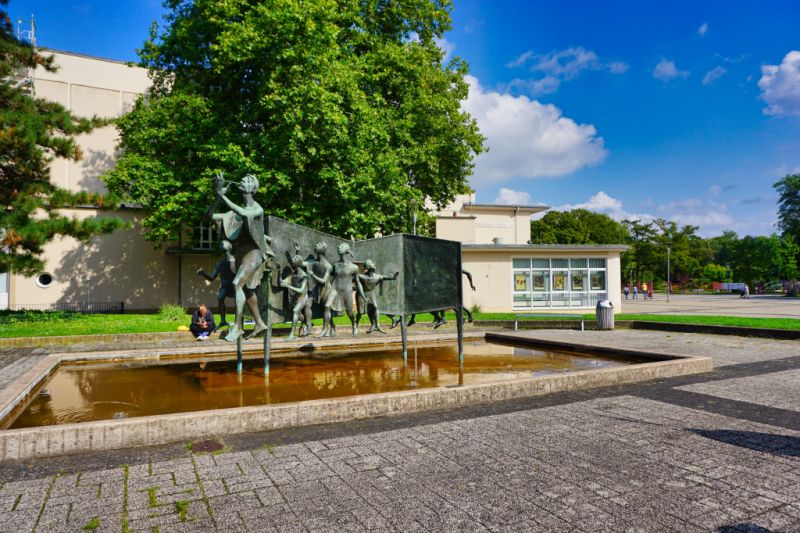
[7,341,644,428]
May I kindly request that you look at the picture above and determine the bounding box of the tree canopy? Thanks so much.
[103,0,485,245]
[775,173,800,241]
[0,0,126,275]
[529,209,628,245]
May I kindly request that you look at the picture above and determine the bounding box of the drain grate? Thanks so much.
[189,438,224,453]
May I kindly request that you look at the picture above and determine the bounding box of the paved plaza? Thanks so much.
[620,293,800,319]
[0,329,799,532]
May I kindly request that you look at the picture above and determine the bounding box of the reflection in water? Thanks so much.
[8,341,643,428]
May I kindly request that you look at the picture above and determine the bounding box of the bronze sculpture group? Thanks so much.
[200,172,470,343]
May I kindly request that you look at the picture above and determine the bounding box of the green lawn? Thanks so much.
[1,309,799,339]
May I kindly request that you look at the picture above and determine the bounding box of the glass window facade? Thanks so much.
[513,257,607,309]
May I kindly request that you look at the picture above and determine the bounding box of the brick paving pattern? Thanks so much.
[0,329,799,532]
[678,369,800,412]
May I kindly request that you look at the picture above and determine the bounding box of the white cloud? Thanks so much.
[702,66,727,85]
[609,61,629,74]
[652,59,690,81]
[555,191,737,235]
[463,75,608,183]
[758,50,800,116]
[504,47,628,95]
[434,36,455,63]
[698,22,709,37]
[494,188,532,205]
[502,76,561,96]
[559,192,651,222]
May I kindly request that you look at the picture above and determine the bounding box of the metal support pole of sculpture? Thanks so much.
[236,336,243,374]
[264,324,271,374]
[399,314,408,363]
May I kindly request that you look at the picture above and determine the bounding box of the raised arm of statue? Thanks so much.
[354,270,366,301]
[281,275,307,295]
[309,264,330,285]
[217,189,264,219]
[382,271,400,281]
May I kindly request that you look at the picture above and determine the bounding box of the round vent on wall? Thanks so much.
[35,272,54,288]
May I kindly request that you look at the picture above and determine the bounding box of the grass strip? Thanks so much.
[2,310,799,338]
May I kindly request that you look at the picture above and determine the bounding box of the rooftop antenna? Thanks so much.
[14,15,36,98]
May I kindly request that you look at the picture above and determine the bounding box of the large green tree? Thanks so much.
[529,209,628,245]
[103,0,485,244]
[775,173,800,241]
[0,0,126,275]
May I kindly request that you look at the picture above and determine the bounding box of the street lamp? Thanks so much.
[666,243,671,303]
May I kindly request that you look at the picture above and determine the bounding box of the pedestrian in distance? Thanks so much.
[624,285,630,300]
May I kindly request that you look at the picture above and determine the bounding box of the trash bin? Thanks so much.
[596,300,614,330]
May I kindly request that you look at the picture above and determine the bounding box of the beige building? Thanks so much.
[4,50,215,312]
[433,194,627,313]
[3,50,626,315]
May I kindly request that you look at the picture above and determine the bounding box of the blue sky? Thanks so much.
[11,0,800,236]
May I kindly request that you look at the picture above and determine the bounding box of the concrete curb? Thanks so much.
[0,339,712,460]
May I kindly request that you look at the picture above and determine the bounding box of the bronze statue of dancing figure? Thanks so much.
[280,254,309,341]
[197,240,236,327]
[207,172,271,342]
[356,259,398,333]
[307,242,337,337]
[332,243,366,335]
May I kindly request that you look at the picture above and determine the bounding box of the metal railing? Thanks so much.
[7,301,125,314]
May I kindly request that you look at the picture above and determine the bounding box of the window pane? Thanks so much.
[513,271,530,292]
[512,258,530,269]
[532,270,550,291]
[532,292,549,307]
[513,293,530,308]
[571,270,587,291]
[551,292,569,307]
[589,258,606,268]
[552,271,567,291]
[551,258,568,268]
[532,258,549,268]
[591,271,606,290]
[570,258,587,268]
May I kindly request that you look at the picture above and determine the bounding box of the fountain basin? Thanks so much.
[0,331,711,460]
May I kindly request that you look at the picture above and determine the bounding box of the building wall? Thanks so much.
[8,51,217,311]
[462,250,622,314]
[435,217,475,243]
[470,210,532,245]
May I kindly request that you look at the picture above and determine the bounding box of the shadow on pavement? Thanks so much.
[689,428,800,457]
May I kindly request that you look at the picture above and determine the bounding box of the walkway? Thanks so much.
[1,330,799,531]
[620,293,800,318]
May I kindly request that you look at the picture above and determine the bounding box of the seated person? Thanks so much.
[190,304,216,340]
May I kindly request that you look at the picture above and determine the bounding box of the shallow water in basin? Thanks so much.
[8,341,644,428]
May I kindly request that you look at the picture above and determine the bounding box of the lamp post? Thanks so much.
[666,244,671,303]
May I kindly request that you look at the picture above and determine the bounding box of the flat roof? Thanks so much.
[461,203,549,214]
[39,47,137,67]
[463,243,629,252]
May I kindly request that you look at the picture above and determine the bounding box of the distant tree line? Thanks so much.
[530,174,800,292]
